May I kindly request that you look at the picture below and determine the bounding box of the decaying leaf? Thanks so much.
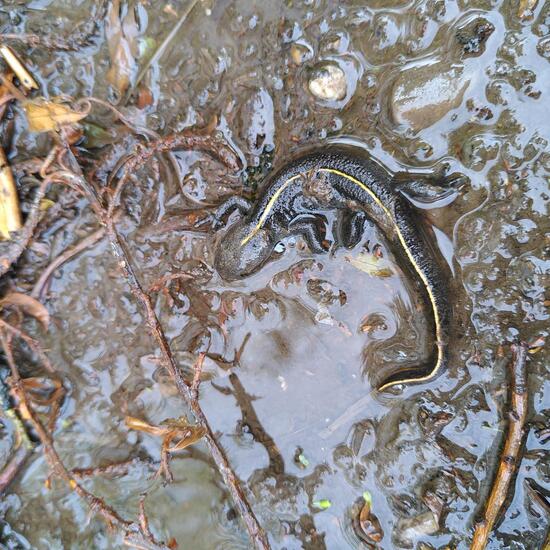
[346,251,394,278]
[518,0,538,20]
[0,292,50,329]
[357,491,384,544]
[106,0,140,95]
[126,415,206,481]
[0,45,38,90]
[24,99,89,133]
[125,415,205,452]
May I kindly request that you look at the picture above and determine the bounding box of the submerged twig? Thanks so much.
[470,343,529,550]
[71,457,157,480]
[107,118,241,218]
[0,445,30,494]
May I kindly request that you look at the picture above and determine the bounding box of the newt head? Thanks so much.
[214,220,277,281]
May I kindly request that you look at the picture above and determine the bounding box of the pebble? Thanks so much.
[391,62,470,131]
[308,62,347,102]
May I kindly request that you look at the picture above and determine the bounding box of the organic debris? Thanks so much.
[0,45,38,90]
[24,99,89,133]
[0,146,22,239]
[355,491,384,545]
[345,247,394,278]
[106,0,140,96]
[125,415,206,481]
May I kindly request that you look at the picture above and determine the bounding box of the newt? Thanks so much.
[213,145,461,392]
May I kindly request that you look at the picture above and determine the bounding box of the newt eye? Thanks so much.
[273,241,286,254]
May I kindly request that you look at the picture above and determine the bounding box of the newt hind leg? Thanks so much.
[289,215,328,254]
[336,210,368,249]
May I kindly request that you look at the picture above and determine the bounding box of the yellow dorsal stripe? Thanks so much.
[241,166,444,391]
[241,173,303,246]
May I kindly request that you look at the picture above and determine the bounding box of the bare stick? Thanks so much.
[104,222,270,549]
[470,343,529,550]
[71,457,156,479]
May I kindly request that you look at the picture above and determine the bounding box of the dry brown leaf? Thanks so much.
[0,292,50,329]
[106,0,140,95]
[125,415,206,451]
[24,100,88,133]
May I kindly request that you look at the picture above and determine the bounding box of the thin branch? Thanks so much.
[191,352,206,399]
[71,457,157,479]
[471,343,529,550]
[103,221,270,549]
[58,128,268,549]
[0,445,31,494]
[107,118,241,218]
[31,227,106,299]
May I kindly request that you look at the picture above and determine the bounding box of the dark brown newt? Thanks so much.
[213,145,462,391]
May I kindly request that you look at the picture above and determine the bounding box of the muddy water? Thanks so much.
[1,0,549,548]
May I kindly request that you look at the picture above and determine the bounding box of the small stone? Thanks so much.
[308,62,347,101]
[395,511,439,546]
[391,62,470,131]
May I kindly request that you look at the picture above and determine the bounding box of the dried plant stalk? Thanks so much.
[0,146,22,238]
[0,45,38,90]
